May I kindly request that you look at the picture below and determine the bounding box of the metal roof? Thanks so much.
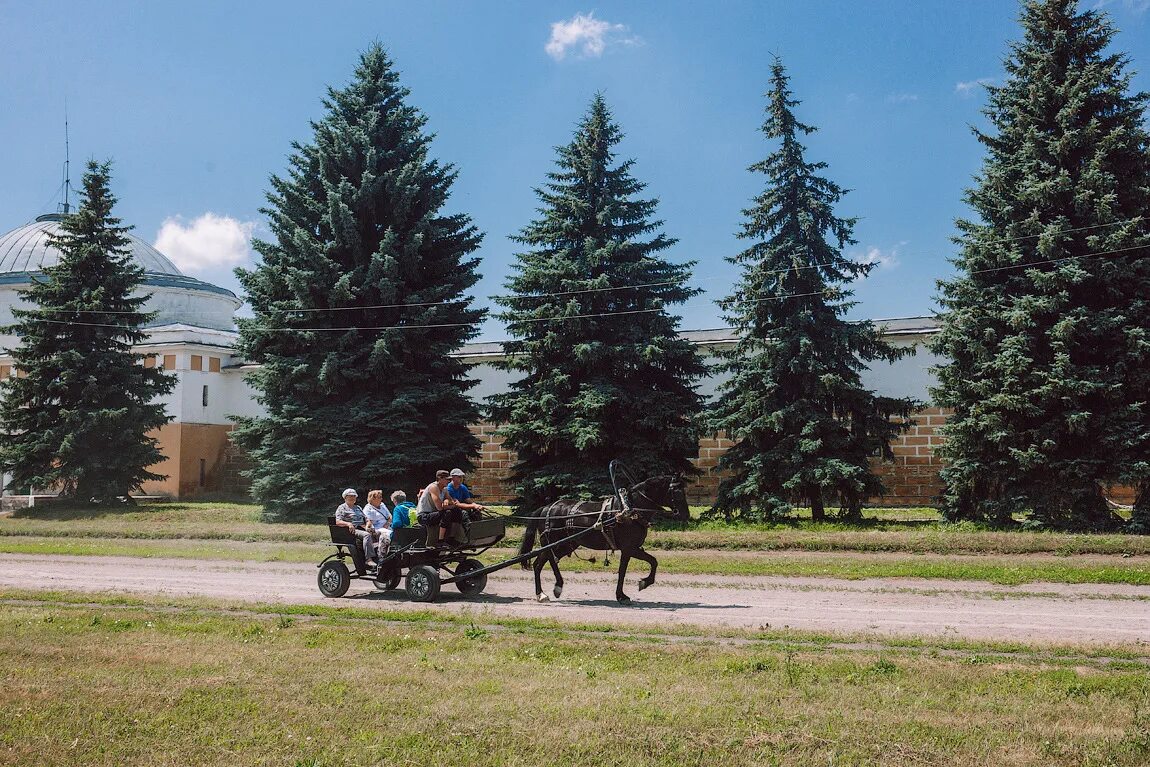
[0,214,183,276]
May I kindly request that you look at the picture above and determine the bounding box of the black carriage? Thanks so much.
[315,461,678,604]
[318,516,506,602]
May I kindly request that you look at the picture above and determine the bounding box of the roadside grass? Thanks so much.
[3,536,1150,586]
[1,597,1148,766]
[3,502,1148,555]
[0,502,321,542]
[3,502,1150,586]
[5,588,1148,659]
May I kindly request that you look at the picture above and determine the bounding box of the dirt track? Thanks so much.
[1,552,1148,646]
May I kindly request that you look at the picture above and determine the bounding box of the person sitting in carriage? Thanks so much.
[363,489,392,553]
[445,468,485,520]
[334,488,379,568]
[417,469,466,548]
[389,490,415,529]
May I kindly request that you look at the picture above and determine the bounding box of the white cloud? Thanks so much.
[885,93,919,104]
[1093,0,1150,15]
[855,244,903,274]
[154,213,256,274]
[545,13,637,60]
[955,78,995,97]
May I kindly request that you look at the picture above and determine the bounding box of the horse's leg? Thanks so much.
[548,550,564,599]
[632,547,658,591]
[533,550,549,602]
[615,551,632,604]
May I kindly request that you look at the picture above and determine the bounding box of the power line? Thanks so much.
[10,218,1146,322]
[28,288,843,333]
[968,242,1148,276]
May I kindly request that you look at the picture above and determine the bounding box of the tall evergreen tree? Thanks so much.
[932,0,1150,530]
[490,95,705,514]
[709,60,913,523]
[0,161,174,501]
[235,45,485,520]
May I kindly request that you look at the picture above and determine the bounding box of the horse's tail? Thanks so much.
[518,509,539,569]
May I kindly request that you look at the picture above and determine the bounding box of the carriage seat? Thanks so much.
[327,516,357,545]
[326,516,368,575]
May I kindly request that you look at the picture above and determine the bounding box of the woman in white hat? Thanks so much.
[334,488,378,567]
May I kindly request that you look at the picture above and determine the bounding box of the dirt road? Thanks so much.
[1,552,1147,645]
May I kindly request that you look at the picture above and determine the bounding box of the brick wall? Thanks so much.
[469,423,515,503]
[872,407,950,507]
[467,407,953,508]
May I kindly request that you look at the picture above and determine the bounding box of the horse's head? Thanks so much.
[632,473,689,521]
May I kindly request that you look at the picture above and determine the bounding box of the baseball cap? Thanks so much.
[449,468,465,477]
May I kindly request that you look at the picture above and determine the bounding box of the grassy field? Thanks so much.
[1,592,1148,766]
[2,502,1149,586]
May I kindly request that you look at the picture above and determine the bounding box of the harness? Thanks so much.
[531,460,674,566]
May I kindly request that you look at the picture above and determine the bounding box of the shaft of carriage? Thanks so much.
[438,519,609,585]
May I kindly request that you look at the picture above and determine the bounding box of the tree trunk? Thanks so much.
[1130,481,1149,533]
[810,492,825,523]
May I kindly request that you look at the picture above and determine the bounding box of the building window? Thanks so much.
[202,385,209,407]
[199,458,206,487]
[191,355,203,371]
[163,354,176,370]
[0,365,10,379]
[143,356,156,369]
[209,356,221,373]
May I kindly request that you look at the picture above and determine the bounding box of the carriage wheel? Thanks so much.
[405,565,441,602]
[455,558,487,597]
[317,560,351,598]
[374,565,402,591]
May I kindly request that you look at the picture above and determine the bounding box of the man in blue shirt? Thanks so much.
[445,468,485,518]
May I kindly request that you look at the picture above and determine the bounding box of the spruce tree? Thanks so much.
[709,59,913,523]
[0,161,174,502]
[932,0,1150,530]
[235,45,485,520]
[490,94,705,514]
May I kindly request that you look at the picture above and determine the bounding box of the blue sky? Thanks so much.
[2,1,1149,340]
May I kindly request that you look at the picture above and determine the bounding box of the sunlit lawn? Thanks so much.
[1,596,1148,767]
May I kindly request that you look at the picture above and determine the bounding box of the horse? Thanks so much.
[516,473,688,604]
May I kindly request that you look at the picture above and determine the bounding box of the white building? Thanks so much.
[0,213,259,498]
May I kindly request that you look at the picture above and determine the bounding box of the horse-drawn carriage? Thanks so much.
[316,461,689,603]
[317,515,507,601]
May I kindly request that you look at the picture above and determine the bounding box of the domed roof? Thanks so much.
[0,213,237,299]
[0,213,182,275]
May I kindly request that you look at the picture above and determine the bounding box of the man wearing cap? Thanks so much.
[334,488,378,567]
[445,468,485,518]
[417,470,464,548]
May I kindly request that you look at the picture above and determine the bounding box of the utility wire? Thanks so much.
[968,242,1148,275]
[28,289,843,332]
[12,219,1147,319]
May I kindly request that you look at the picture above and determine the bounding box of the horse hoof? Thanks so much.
[638,580,650,591]
[553,584,563,599]
[537,593,550,603]
[617,594,631,604]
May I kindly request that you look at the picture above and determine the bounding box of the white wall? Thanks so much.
[459,335,941,407]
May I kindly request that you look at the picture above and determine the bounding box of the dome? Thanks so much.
[0,213,242,333]
[0,213,239,300]
[0,213,184,276]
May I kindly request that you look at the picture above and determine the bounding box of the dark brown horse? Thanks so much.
[516,473,688,603]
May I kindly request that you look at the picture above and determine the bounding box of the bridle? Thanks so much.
[609,459,685,525]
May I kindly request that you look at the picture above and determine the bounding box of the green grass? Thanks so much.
[3,535,1149,586]
[1,593,1148,766]
[4,501,1148,555]
[3,502,1150,586]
